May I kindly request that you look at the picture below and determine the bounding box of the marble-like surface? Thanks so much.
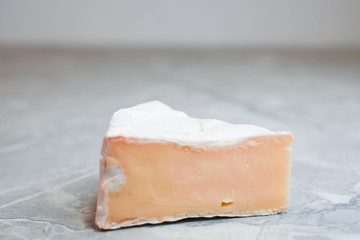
[0,47,360,240]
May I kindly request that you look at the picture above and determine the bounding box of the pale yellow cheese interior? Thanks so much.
[97,133,293,229]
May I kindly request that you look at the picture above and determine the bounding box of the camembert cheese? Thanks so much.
[96,101,293,229]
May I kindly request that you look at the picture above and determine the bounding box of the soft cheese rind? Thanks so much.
[106,101,287,147]
[105,208,286,229]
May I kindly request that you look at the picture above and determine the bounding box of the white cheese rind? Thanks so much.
[106,100,288,147]
[106,208,287,229]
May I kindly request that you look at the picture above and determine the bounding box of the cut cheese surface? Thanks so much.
[96,101,294,229]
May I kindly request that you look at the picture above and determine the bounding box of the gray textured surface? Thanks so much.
[1,48,360,240]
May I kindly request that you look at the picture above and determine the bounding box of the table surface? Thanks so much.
[1,47,360,240]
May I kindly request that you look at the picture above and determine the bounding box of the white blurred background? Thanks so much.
[1,0,360,48]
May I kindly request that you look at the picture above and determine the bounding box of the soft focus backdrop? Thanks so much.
[1,1,360,240]
[1,0,360,47]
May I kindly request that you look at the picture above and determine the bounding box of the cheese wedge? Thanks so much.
[95,101,293,229]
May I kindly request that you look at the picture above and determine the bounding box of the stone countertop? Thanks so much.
[0,48,359,240]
